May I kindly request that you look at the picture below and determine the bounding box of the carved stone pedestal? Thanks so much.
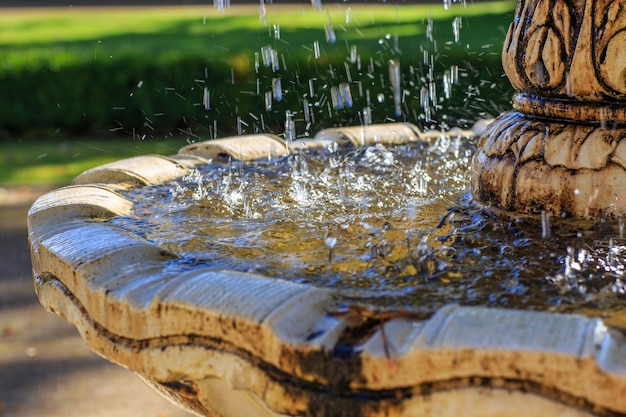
[471,0,626,218]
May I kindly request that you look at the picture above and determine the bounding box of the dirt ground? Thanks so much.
[0,186,193,417]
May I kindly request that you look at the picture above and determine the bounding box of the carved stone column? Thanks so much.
[471,0,626,218]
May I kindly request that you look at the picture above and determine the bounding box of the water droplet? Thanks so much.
[443,71,452,99]
[325,12,336,44]
[331,86,344,109]
[259,0,267,25]
[362,106,372,125]
[388,59,401,117]
[339,82,353,108]
[214,0,230,11]
[265,90,273,111]
[349,45,357,64]
[285,111,296,141]
[271,48,280,71]
[272,78,282,102]
[452,16,462,44]
[303,99,311,124]
[203,87,210,110]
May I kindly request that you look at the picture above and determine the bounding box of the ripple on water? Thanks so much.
[110,138,626,326]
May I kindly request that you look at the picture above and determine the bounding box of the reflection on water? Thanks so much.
[111,135,626,326]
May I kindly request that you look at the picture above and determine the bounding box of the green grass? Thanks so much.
[0,3,515,81]
[0,2,516,186]
[0,137,184,185]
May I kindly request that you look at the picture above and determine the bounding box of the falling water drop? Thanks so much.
[325,24,336,44]
[311,0,322,10]
[339,82,353,108]
[203,87,210,110]
[303,98,311,124]
[443,71,452,99]
[271,49,280,71]
[349,45,357,64]
[450,64,459,84]
[331,86,344,109]
[259,0,267,26]
[272,78,283,102]
[214,0,230,11]
[313,40,321,59]
[452,16,462,44]
[363,106,372,125]
[388,59,401,117]
[344,62,352,83]
[261,45,272,67]
[426,16,434,42]
[325,12,336,44]
[285,111,296,141]
[265,90,273,111]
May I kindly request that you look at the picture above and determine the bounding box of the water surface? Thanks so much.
[111,135,626,327]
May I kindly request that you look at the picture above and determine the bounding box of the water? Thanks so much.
[110,135,626,326]
[107,2,625,327]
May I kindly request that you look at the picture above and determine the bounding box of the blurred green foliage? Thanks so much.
[0,2,516,140]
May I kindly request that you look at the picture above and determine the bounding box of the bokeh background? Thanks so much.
[0,1,514,415]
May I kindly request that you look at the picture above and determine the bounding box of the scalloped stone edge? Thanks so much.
[28,123,626,417]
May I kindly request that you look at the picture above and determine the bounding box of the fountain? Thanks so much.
[28,1,626,417]
[472,0,626,218]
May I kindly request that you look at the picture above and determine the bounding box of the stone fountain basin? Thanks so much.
[28,123,626,417]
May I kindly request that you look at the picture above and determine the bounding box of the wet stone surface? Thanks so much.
[110,137,626,327]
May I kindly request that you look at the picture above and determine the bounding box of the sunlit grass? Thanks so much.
[0,2,515,70]
[0,2,513,45]
[0,2,516,185]
[0,138,185,185]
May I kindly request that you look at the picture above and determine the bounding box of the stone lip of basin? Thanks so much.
[28,123,626,417]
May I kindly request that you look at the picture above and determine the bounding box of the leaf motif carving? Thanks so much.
[552,0,572,56]
[525,27,565,89]
[597,0,626,96]
[598,31,626,96]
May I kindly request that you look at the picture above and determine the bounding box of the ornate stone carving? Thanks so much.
[472,0,626,218]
